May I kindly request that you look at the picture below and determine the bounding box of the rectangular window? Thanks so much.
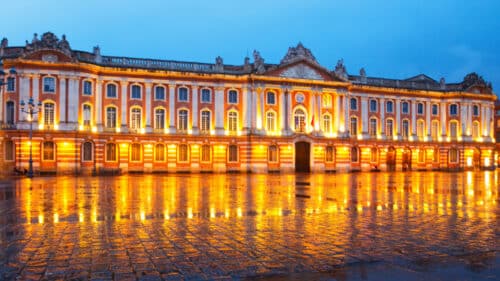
[83,104,91,126]
[83,80,92,95]
[82,142,93,161]
[178,144,189,162]
[323,115,331,134]
[386,119,393,137]
[267,92,276,105]
[386,101,393,113]
[417,121,424,139]
[201,145,211,162]
[178,88,188,102]
[178,110,188,131]
[473,105,479,117]
[6,77,15,92]
[106,143,117,162]
[266,112,276,132]
[431,121,439,140]
[417,103,424,115]
[107,84,117,98]
[43,77,55,93]
[201,111,211,132]
[402,102,409,114]
[6,102,15,125]
[350,117,357,136]
[131,85,141,99]
[201,89,211,103]
[369,118,377,137]
[155,144,165,162]
[44,103,55,126]
[450,104,458,116]
[4,140,14,161]
[228,145,238,162]
[369,100,377,112]
[131,143,141,162]
[450,122,458,139]
[418,150,425,163]
[268,146,278,163]
[43,142,55,161]
[325,146,334,163]
[402,120,409,139]
[130,108,142,130]
[228,90,238,104]
[432,104,439,115]
[155,109,165,130]
[228,112,238,132]
[106,107,117,128]
[155,87,165,100]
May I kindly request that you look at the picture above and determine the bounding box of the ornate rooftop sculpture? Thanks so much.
[334,59,348,81]
[24,32,72,57]
[462,72,492,90]
[253,50,266,74]
[280,42,318,65]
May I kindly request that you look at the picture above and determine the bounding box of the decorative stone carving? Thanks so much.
[42,54,58,62]
[215,56,224,72]
[253,50,265,74]
[439,77,446,89]
[24,31,72,57]
[93,46,102,63]
[462,72,492,90]
[279,63,324,80]
[334,59,348,81]
[243,56,251,72]
[280,42,318,65]
[359,68,366,77]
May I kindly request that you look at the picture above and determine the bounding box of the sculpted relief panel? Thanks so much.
[279,64,324,80]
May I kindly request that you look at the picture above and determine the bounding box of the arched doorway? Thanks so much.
[295,142,310,172]
[473,147,481,169]
[402,147,412,171]
[386,146,396,171]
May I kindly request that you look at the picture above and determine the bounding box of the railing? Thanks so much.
[0,123,17,130]
[100,56,216,73]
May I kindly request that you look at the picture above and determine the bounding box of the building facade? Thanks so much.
[0,32,496,175]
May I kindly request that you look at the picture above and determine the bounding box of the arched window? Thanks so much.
[322,114,331,134]
[6,77,15,92]
[106,143,117,162]
[386,100,394,113]
[201,88,211,103]
[417,103,424,115]
[154,108,165,130]
[401,101,409,114]
[370,147,378,163]
[472,121,480,139]
[402,119,410,139]
[106,83,117,98]
[228,90,238,104]
[82,141,93,162]
[43,141,55,161]
[131,84,142,99]
[350,117,358,136]
[155,86,165,100]
[4,140,14,161]
[130,107,142,130]
[473,105,479,117]
[369,118,377,137]
[201,144,211,162]
[228,111,238,132]
[266,111,276,132]
[83,80,92,95]
[325,146,335,163]
[178,144,189,162]
[268,145,278,163]
[351,146,359,163]
[6,101,15,125]
[417,119,425,140]
[266,91,276,105]
[200,110,211,133]
[449,148,459,163]
[178,87,188,102]
[130,143,142,162]
[155,143,165,162]
[350,98,357,110]
[43,102,55,126]
[228,145,238,162]
[43,77,55,93]
[83,104,92,126]
[294,109,306,132]
[106,107,117,129]
[178,109,188,131]
[449,104,458,116]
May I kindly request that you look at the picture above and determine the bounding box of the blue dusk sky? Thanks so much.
[2,0,500,92]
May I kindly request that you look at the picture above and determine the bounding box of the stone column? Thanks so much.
[316,90,322,133]
[145,82,152,132]
[250,86,256,131]
[461,102,468,138]
[426,100,431,138]
[361,96,368,137]
[380,97,385,138]
[214,85,224,134]
[32,74,40,122]
[334,93,341,135]
[168,84,176,133]
[242,85,250,133]
[96,78,103,131]
[67,77,79,124]
[120,80,128,132]
[191,85,199,134]
[279,89,285,133]
[344,94,349,136]
[259,88,264,132]
[467,102,473,137]
[309,91,315,133]
[441,103,447,137]
[59,77,67,125]
[411,99,417,137]
[19,75,30,122]
[286,89,292,134]
[395,98,401,139]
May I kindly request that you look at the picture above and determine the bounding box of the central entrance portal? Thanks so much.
[295,142,311,172]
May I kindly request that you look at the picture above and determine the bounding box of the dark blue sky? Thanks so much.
[3,0,499,92]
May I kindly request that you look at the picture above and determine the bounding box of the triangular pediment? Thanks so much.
[267,60,334,81]
[405,74,437,83]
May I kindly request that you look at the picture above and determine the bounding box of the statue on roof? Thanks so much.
[334,59,348,80]
[253,50,266,73]
[23,31,72,57]
[359,68,366,77]
[280,42,318,65]
[462,72,491,90]
[215,56,224,72]
[0,38,7,48]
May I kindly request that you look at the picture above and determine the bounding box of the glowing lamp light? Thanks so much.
[120,143,128,148]
[140,128,146,134]
[484,157,490,167]
[79,125,84,131]
[466,157,473,167]
[357,134,363,140]
[116,127,121,133]
[91,126,97,133]
[38,124,44,130]
[54,124,59,130]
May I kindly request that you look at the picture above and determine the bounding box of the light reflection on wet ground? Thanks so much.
[0,171,498,280]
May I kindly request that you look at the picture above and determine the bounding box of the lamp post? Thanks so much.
[20,97,42,178]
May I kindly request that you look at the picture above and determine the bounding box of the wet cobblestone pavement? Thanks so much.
[0,171,498,280]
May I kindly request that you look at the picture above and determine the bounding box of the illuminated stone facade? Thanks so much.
[0,32,496,174]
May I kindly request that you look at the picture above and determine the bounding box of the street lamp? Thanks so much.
[20,97,42,178]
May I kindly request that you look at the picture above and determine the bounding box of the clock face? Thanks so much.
[296,93,305,103]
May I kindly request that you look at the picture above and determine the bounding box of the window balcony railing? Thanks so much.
[1,123,17,130]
